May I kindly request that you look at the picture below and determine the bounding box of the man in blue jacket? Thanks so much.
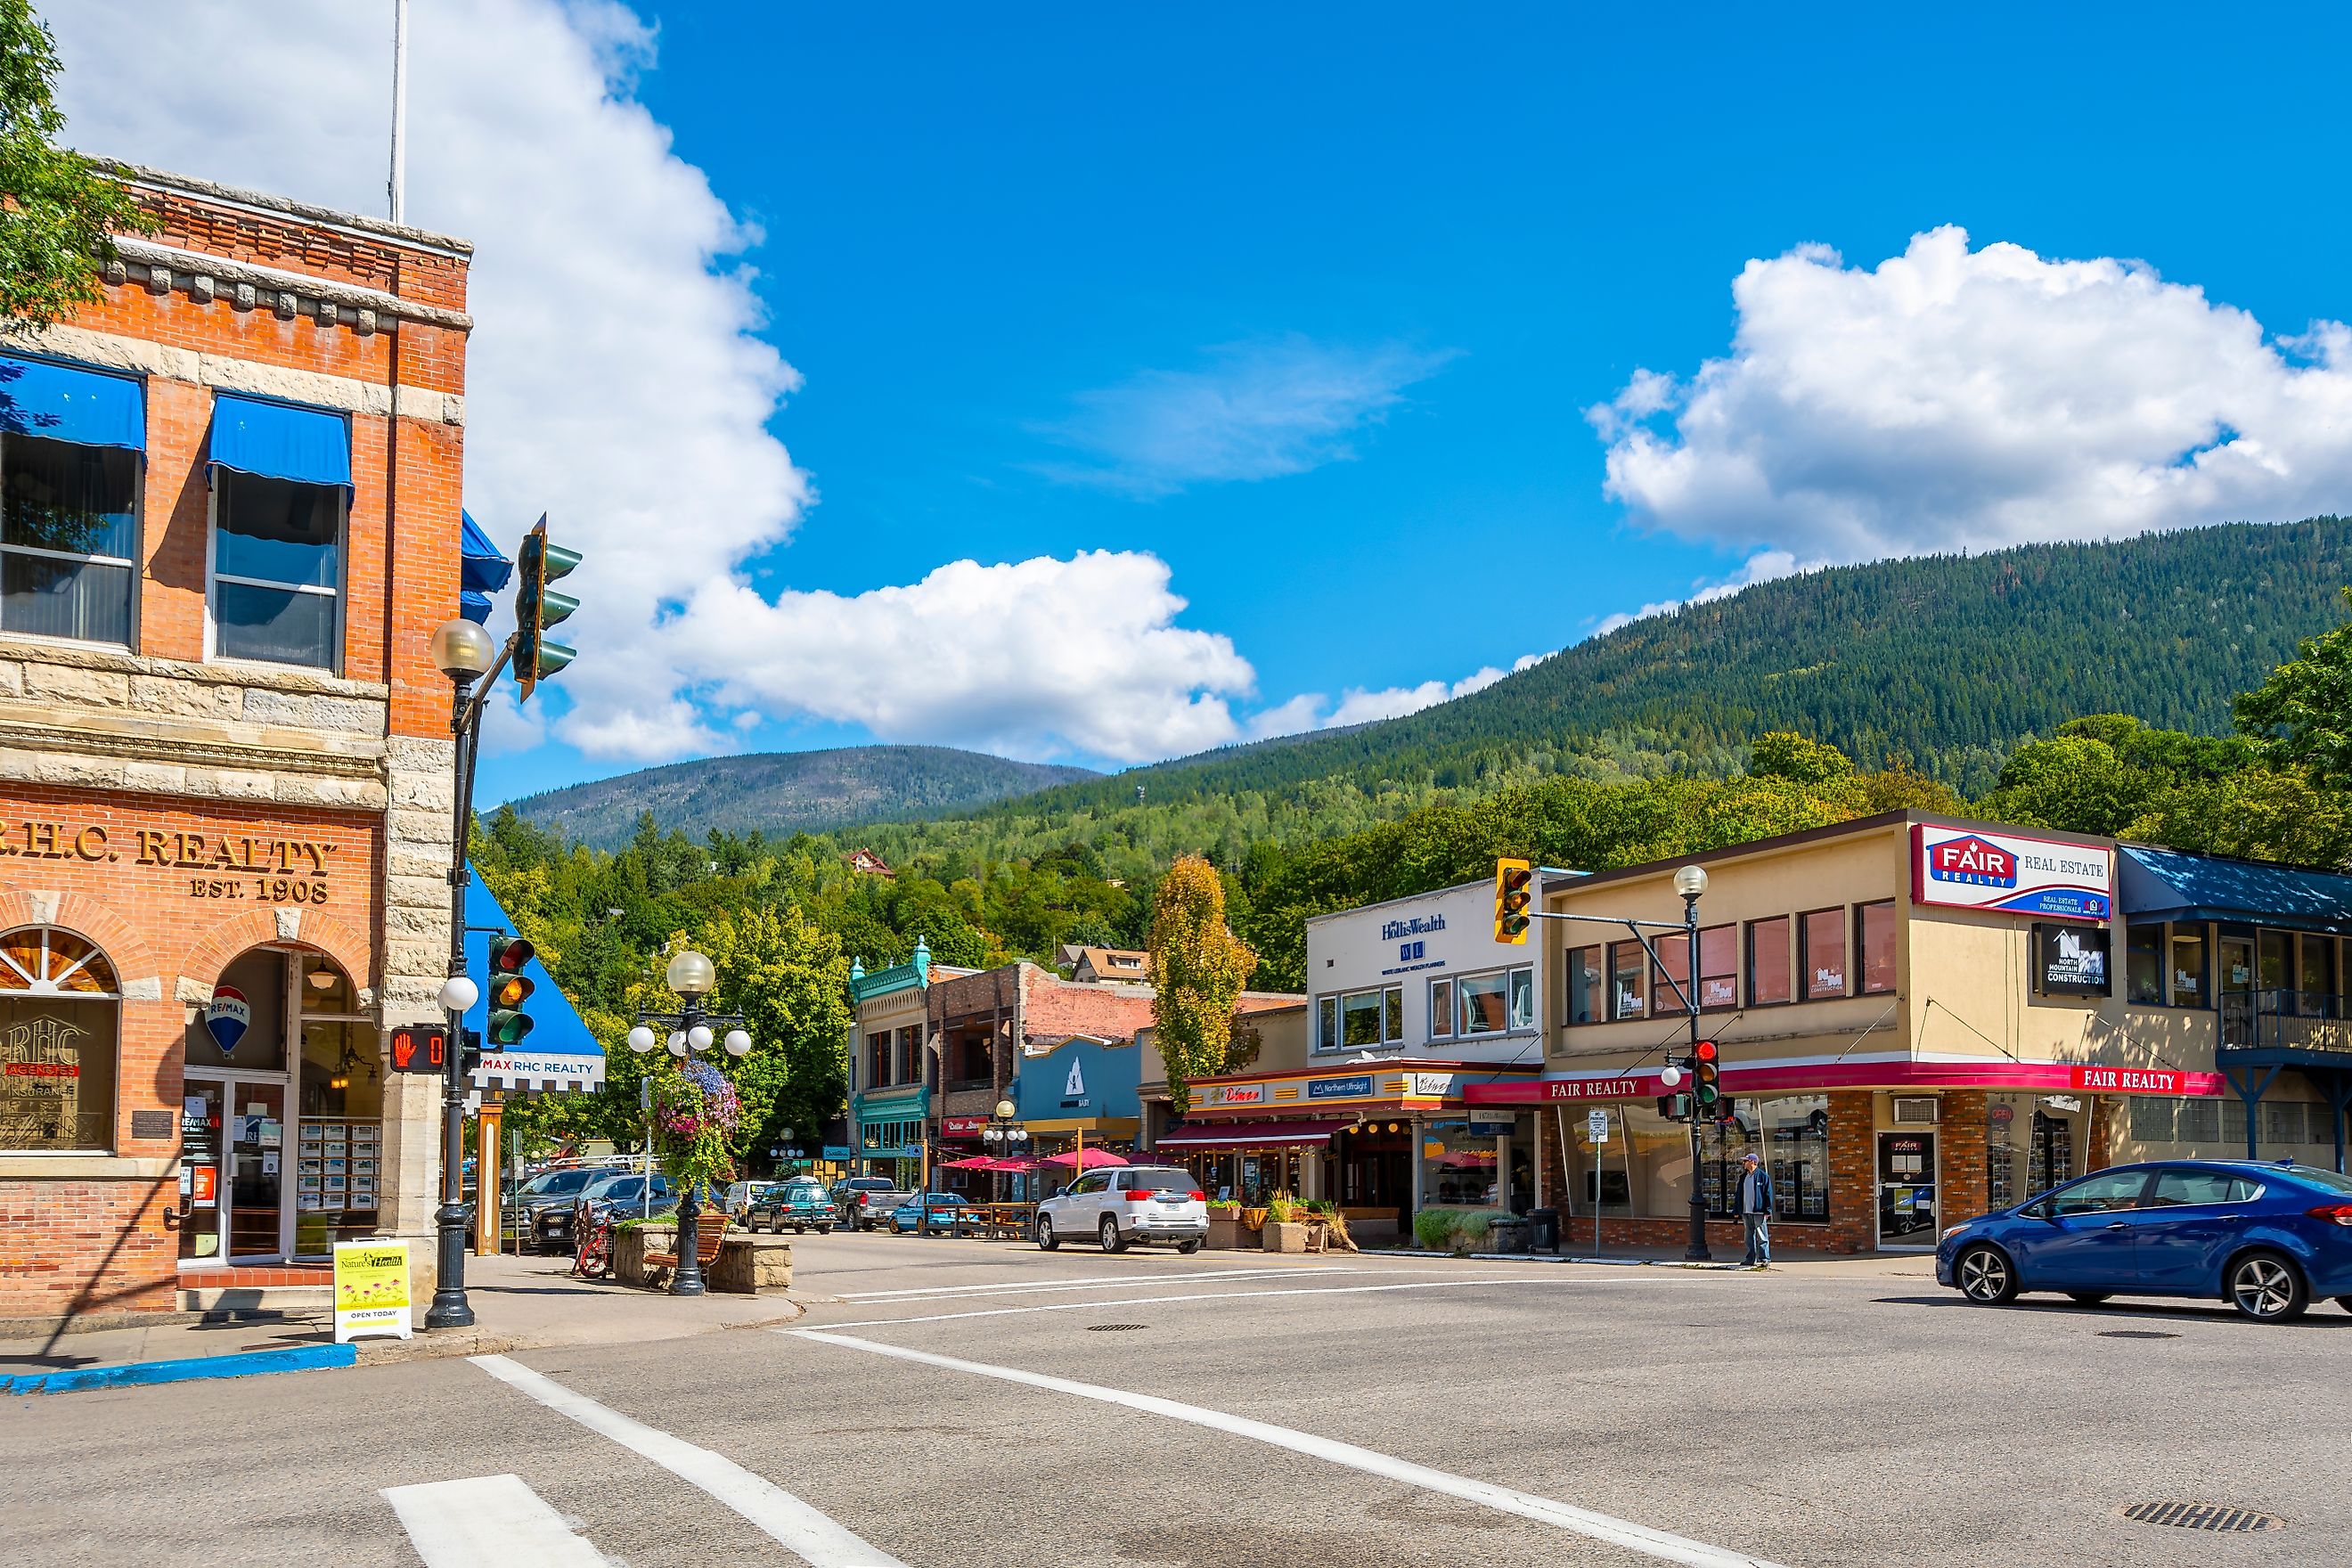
[1738,1149,1775,1268]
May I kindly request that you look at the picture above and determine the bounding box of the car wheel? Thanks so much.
[2065,1293,2111,1305]
[2227,1250,2309,1322]
[1098,1215,1127,1254]
[817,1225,832,1235]
[1177,1239,1203,1254]
[1035,1213,1059,1250]
[1955,1244,2017,1305]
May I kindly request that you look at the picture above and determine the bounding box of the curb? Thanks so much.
[4,1342,356,1396]
[1357,1247,1750,1270]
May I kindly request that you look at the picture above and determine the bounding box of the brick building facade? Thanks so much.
[0,167,471,1328]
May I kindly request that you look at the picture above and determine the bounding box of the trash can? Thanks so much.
[1527,1207,1561,1253]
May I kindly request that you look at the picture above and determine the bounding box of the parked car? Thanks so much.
[537,1171,674,1253]
[1937,1158,2352,1322]
[507,1165,606,1249]
[890,1192,983,1236]
[832,1176,909,1231]
[747,1177,836,1234]
[1035,1165,1208,1254]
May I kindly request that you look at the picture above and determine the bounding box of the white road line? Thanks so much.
[470,1354,908,1568]
[804,1274,1655,1329]
[381,1474,609,1568]
[836,1264,1350,1301]
[794,1331,1789,1568]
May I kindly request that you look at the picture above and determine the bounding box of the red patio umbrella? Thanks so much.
[1038,1147,1127,1170]
[941,1155,995,1170]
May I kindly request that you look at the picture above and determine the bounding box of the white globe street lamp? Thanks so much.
[626,1024,656,1054]
[437,975,479,1014]
[723,1028,752,1058]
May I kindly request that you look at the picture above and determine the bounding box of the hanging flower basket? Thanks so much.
[650,1059,740,1200]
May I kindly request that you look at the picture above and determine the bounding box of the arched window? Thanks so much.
[0,926,120,1152]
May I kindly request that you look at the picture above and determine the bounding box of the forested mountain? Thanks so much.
[847,519,2352,872]
[508,745,1095,848]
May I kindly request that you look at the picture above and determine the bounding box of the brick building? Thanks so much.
[0,167,471,1328]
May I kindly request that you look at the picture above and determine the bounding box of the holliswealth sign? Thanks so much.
[1912,824,2112,921]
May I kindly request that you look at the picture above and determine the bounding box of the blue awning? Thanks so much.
[2119,845,2352,936]
[0,355,144,450]
[462,871,607,1096]
[208,394,351,490]
[459,510,511,625]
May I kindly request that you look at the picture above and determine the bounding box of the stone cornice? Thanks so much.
[0,636,391,699]
[0,717,383,781]
[110,237,472,333]
[110,161,474,257]
[6,322,464,427]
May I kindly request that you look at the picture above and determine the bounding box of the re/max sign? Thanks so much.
[0,821,338,875]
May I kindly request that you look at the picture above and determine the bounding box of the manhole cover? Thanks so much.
[1085,1323,1149,1333]
[2119,1501,2281,1533]
[2097,1329,2181,1340]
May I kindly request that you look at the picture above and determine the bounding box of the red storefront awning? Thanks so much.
[1464,1058,2228,1105]
[1156,1118,1352,1152]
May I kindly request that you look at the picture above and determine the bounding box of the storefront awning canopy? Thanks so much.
[461,871,605,1098]
[0,355,143,449]
[1156,1117,1352,1152]
[2119,845,2352,936]
[458,510,513,624]
[208,393,351,490]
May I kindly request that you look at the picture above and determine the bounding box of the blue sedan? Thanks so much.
[890,1193,981,1236]
[1937,1158,2352,1322]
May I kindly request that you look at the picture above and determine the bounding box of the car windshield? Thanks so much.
[519,1169,595,1197]
[1126,1169,1198,1192]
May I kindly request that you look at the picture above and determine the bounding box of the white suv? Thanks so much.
[1035,1166,1209,1254]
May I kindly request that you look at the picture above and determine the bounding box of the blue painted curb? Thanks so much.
[4,1341,356,1395]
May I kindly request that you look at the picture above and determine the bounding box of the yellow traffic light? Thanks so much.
[1493,857,1532,944]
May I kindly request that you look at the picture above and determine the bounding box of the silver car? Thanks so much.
[1035,1165,1208,1254]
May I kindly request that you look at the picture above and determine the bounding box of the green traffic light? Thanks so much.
[536,587,578,630]
[540,542,582,581]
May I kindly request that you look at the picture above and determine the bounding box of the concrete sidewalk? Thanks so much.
[1356,1243,1938,1278]
[0,1252,800,1389]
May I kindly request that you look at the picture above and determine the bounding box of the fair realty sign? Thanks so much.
[1912,824,2112,921]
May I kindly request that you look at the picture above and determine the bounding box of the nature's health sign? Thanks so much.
[331,1239,412,1343]
[1911,824,2112,921]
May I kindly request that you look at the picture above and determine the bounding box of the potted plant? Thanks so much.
[1205,1199,1245,1249]
[1262,1190,1309,1254]
[646,1061,741,1281]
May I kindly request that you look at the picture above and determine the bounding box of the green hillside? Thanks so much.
[853,518,2352,871]
[507,745,1096,849]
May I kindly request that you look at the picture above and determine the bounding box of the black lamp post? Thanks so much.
[980,1098,1029,1210]
[424,617,502,1332]
[625,948,751,1295]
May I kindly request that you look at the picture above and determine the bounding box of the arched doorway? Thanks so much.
[182,944,374,1264]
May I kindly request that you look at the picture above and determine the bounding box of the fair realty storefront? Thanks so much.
[1482,812,2284,1256]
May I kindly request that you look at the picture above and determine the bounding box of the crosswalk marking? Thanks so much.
[794,1328,1791,1568]
[470,1353,910,1568]
[381,1474,608,1568]
[805,1273,1648,1329]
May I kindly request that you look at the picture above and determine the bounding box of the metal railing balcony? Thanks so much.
[2220,988,2352,1054]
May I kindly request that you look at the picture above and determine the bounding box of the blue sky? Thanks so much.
[56,4,2352,805]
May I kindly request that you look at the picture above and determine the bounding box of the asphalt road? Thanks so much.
[4,1233,2348,1567]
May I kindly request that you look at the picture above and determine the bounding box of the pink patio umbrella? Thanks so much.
[941,1155,995,1170]
[1037,1147,1127,1171]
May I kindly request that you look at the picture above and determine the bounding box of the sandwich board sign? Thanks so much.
[331,1238,413,1343]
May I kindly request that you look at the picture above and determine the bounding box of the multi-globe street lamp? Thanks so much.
[979,1098,1029,1213]
[625,948,751,1295]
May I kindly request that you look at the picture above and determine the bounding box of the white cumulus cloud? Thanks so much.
[1587,550,1808,638]
[1254,653,1549,739]
[1039,336,1454,495]
[1592,225,2352,563]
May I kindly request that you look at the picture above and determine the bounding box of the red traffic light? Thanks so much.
[1693,1039,1718,1062]
[488,935,535,974]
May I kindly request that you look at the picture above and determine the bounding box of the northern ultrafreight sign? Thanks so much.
[1912,824,2111,921]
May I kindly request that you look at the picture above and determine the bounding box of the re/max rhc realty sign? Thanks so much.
[1911,824,2112,921]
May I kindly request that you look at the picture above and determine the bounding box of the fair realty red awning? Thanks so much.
[1464,1058,2226,1105]
[1156,1118,1352,1152]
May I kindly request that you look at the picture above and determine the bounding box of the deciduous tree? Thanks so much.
[1147,855,1257,1114]
[1,0,148,331]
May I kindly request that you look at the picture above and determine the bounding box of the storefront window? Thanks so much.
[1565,945,1603,1025]
[1801,909,1846,1000]
[1428,976,1453,1037]
[2,431,139,645]
[1340,986,1401,1047]
[1420,1123,1500,1207]
[2169,927,2208,1007]
[1695,1096,1830,1221]
[1452,968,1531,1035]
[0,927,120,1152]
[186,950,290,1071]
[1858,901,1896,993]
[1609,942,1646,1019]
[1747,916,1792,1006]
[2125,923,2165,1003]
[2299,934,2334,1016]
[1698,925,1737,1009]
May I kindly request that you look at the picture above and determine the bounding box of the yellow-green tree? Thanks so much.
[1147,855,1257,1114]
[2,1,151,330]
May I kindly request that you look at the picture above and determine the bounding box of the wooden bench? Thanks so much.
[643,1212,728,1289]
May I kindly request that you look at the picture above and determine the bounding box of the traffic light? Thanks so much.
[388,1024,447,1074]
[514,514,581,703]
[485,935,536,1047]
[1691,1038,1721,1114]
[1492,857,1532,944]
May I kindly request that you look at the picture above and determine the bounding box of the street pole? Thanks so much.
[427,661,483,1329]
[1682,886,1710,1263]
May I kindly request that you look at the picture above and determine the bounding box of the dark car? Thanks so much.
[747,1177,835,1234]
[1937,1158,2352,1322]
[537,1172,674,1253]
[508,1166,606,1252]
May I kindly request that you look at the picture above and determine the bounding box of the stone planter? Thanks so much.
[1262,1221,1309,1254]
[616,1222,669,1286]
[1205,1216,1247,1249]
[708,1234,791,1294]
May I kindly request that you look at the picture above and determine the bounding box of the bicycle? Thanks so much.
[571,1209,615,1280]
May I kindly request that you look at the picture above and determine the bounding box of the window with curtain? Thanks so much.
[1,433,138,645]
[212,470,342,669]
